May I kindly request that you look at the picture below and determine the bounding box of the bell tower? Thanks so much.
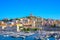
[30,12,33,17]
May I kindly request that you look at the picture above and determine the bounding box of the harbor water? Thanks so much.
[0,34,56,40]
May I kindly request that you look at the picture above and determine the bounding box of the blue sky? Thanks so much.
[0,0,60,20]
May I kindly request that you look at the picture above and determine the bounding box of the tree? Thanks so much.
[51,24,56,28]
[9,19,13,22]
[32,28,38,31]
[2,18,9,22]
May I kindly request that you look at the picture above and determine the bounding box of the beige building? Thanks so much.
[0,21,7,29]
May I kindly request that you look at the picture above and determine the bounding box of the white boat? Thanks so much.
[20,32,34,36]
[3,35,9,37]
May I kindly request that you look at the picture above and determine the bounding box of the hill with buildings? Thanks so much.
[0,13,60,32]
